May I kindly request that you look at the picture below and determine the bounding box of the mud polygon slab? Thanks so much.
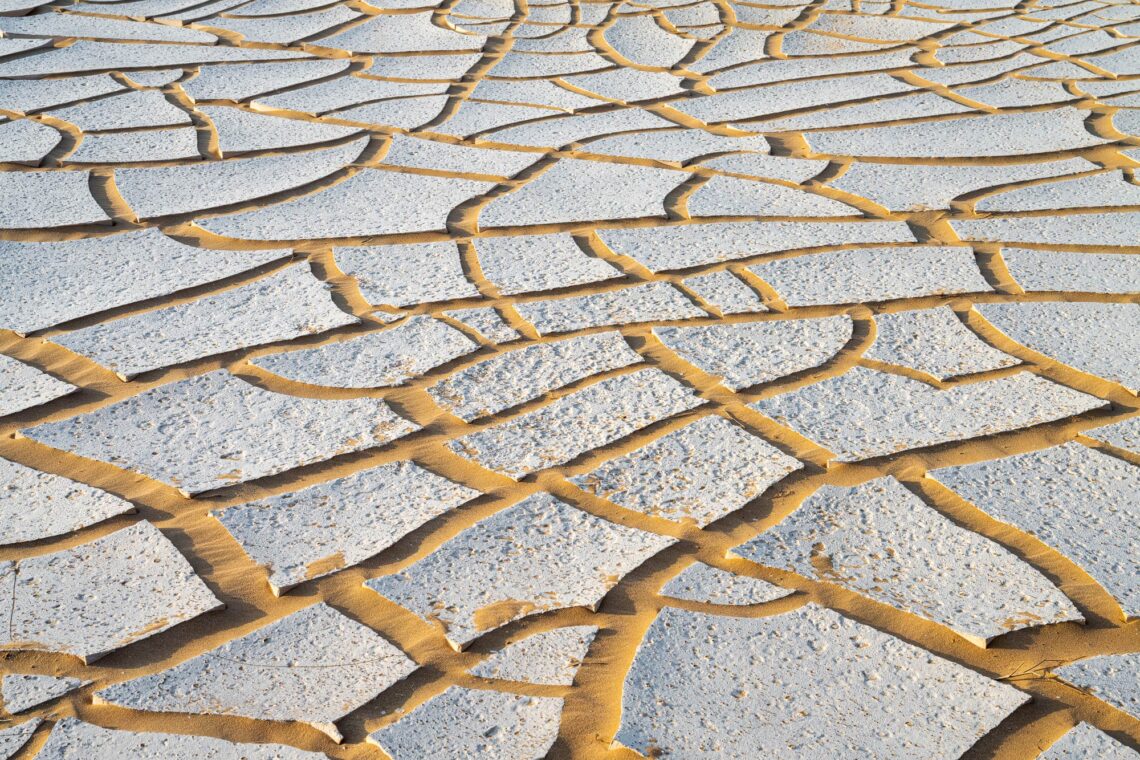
[472,234,622,295]
[748,246,991,306]
[0,457,135,546]
[867,307,1018,380]
[805,109,1105,157]
[0,230,283,334]
[0,719,40,759]
[184,59,352,102]
[932,442,1140,618]
[0,13,216,42]
[1085,416,1140,455]
[202,169,492,240]
[381,134,539,177]
[614,604,1028,758]
[95,603,415,741]
[571,415,802,526]
[830,159,1092,211]
[317,12,486,53]
[1040,722,1138,759]
[0,171,109,230]
[659,562,792,605]
[369,687,563,759]
[478,158,683,228]
[598,220,914,272]
[952,212,1140,247]
[253,315,477,388]
[1054,655,1140,720]
[515,282,704,335]
[115,138,366,218]
[0,75,123,115]
[754,368,1105,462]
[198,106,360,153]
[35,718,323,759]
[655,316,853,391]
[2,675,86,713]
[334,242,479,307]
[53,265,356,379]
[734,477,1082,644]
[1002,248,1140,294]
[445,307,521,343]
[0,355,76,417]
[214,460,479,594]
[428,331,642,421]
[0,521,221,663]
[682,271,767,314]
[448,367,704,479]
[24,370,417,494]
[69,127,201,163]
[0,42,308,78]
[687,175,857,217]
[0,119,60,165]
[366,492,674,647]
[978,302,1140,391]
[470,625,597,685]
[50,89,190,131]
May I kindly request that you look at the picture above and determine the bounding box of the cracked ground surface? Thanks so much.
[0,0,1139,757]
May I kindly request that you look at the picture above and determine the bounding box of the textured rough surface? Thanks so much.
[749,247,992,306]
[1002,249,1140,294]
[0,354,76,417]
[1039,722,1138,759]
[0,719,40,759]
[615,604,1029,758]
[1055,655,1140,720]
[599,221,914,272]
[95,603,416,741]
[682,271,767,314]
[0,171,110,229]
[659,562,792,605]
[53,265,358,379]
[755,368,1105,462]
[1086,416,1140,455]
[473,234,622,294]
[214,460,478,593]
[334,242,479,307]
[444,307,521,343]
[0,522,221,663]
[3,4,1139,756]
[24,371,417,494]
[448,368,704,479]
[933,443,1140,619]
[0,457,135,545]
[2,674,86,713]
[515,283,705,334]
[978,302,1140,391]
[35,719,323,759]
[867,307,1019,380]
[201,169,492,240]
[655,316,853,390]
[370,687,563,759]
[367,493,674,648]
[0,230,284,334]
[252,315,477,388]
[734,478,1082,644]
[572,415,802,526]
[429,331,642,421]
[470,626,598,685]
[115,139,366,219]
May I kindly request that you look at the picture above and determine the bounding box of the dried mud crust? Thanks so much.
[0,0,1138,758]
